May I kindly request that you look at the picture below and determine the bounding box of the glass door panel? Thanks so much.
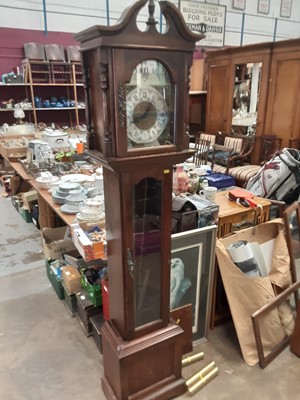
[133,177,162,328]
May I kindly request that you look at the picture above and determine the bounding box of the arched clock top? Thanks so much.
[75,0,204,50]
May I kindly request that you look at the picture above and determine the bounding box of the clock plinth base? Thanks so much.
[101,320,186,400]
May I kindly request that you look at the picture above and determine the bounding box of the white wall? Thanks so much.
[0,0,299,45]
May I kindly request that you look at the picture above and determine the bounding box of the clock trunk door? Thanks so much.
[124,170,172,339]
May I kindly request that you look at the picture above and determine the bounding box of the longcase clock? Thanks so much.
[75,1,204,399]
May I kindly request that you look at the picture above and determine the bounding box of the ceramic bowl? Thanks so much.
[65,191,87,204]
[57,182,81,193]
[36,175,59,190]
[60,174,87,185]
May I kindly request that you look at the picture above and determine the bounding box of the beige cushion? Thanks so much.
[200,133,216,146]
[228,165,261,182]
[224,137,244,153]
[207,162,261,184]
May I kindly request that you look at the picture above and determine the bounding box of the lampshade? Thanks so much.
[14,108,25,119]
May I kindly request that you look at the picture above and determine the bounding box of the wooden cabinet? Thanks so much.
[264,41,300,148]
[205,39,300,164]
[205,57,232,133]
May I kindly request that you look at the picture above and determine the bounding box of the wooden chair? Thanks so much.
[289,138,300,150]
[192,138,211,166]
[66,45,81,63]
[209,135,253,174]
[257,134,282,164]
[198,132,217,146]
[22,42,50,83]
[66,45,83,83]
[210,144,235,174]
[44,44,72,83]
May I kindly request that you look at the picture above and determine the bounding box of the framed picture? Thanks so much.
[170,225,217,344]
[280,0,293,18]
[232,0,246,10]
[257,0,270,14]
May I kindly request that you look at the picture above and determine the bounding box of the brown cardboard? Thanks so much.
[70,223,105,261]
[42,226,76,260]
[0,140,28,158]
[216,219,292,366]
[62,265,82,294]
[21,189,38,210]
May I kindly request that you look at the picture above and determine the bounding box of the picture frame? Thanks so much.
[232,0,246,10]
[257,0,270,14]
[205,0,220,4]
[252,281,300,368]
[170,225,217,344]
[283,202,300,289]
[280,0,293,18]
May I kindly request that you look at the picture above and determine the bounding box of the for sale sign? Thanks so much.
[179,1,226,47]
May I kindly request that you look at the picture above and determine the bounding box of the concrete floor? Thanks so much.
[0,193,299,400]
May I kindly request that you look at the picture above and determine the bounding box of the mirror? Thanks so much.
[232,62,262,136]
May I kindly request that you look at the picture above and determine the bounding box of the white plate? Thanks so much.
[61,204,80,214]
[60,174,88,184]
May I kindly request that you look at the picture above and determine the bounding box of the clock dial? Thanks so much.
[126,87,168,144]
[125,59,174,150]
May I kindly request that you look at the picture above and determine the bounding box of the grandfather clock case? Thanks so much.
[75,1,203,399]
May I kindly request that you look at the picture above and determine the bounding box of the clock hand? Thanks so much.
[133,106,152,124]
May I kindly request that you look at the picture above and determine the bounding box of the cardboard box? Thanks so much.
[71,223,105,261]
[63,249,83,267]
[62,265,82,294]
[21,189,38,210]
[188,194,219,228]
[172,194,219,231]
[42,226,76,260]
[0,139,28,158]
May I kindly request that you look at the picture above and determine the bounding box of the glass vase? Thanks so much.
[173,164,189,195]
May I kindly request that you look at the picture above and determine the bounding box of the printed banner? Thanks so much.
[179,1,226,47]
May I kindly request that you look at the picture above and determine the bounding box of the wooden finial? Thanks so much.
[147,0,157,26]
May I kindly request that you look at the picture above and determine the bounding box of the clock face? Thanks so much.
[125,59,173,150]
[126,87,168,144]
